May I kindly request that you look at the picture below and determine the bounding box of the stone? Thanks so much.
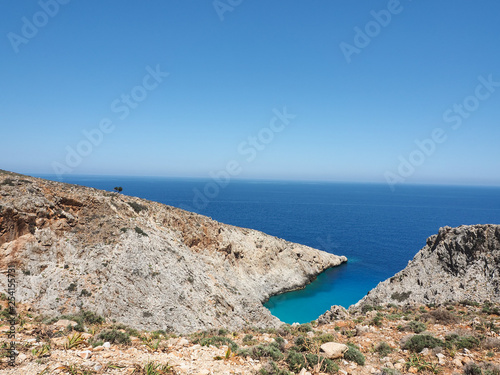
[53,319,78,328]
[317,305,349,324]
[103,342,111,348]
[320,342,348,359]
[452,357,464,367]
[420,348,430,356]
[51,336,67,348]
[77,350,92,359]
[436,353,446,365]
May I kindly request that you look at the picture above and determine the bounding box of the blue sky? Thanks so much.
[1,1,499,186]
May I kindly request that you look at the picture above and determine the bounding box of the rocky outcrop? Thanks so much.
[0,170,346,334]
[353,224,500,308]
[317,305,349,324]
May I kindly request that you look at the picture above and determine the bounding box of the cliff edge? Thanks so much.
[354,224,500,309]
[0,170,346,334]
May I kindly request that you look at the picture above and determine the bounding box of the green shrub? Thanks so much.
[482,302,500,316]
[422,309,459,324]
[246,344,284,361]
[292,336,315,352]
[134,226,148,237]
[371,312,383,327]
[297,323,313,332]
[391,291,411,302]
[361,305,374,313]
[242,334,257,345]
[403,334,444,352]
[197,336,238,351]
[67,283,77,292]
[344,343,365,365]
[128,201,148,213]
[445,334,481,350]
[408,321,427,333]
[381,369,402,375]
[273,337,286,351]
[375,342,393,357]
[315,333,336,344]
[79,289,92,297]
[463,362,500,375]
[98,329,131,344]
[285,351,338,374]
[89,339,104,348]
[259,361,292,375]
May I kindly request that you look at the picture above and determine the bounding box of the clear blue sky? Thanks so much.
[1,1,499,185]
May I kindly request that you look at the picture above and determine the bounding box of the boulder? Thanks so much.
[320,342,348,359]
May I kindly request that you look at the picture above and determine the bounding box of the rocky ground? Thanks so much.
[1,299,499,375]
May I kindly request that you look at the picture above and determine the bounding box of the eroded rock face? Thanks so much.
[0,170,346,334]
[353,224,500,309]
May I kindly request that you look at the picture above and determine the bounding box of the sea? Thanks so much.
[34,175,500,324]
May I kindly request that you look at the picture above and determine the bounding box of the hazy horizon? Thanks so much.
[2,1,499,188]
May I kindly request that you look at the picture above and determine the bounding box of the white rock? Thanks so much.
[53,319,78,328]
[436,353,446,365]
[77,350,92,359]
[103,342,111,348]
[320,342,348,359]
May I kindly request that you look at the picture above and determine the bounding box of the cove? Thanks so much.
[264,260,376,324]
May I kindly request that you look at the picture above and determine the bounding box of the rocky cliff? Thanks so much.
[354,224,500,309]
[0,170,346,334]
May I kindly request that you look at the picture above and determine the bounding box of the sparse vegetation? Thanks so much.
[403,334,444,352]
[391,291,411,302]
[97,329,131,345]
[194,336,238,351]
[375,341,393,357]
[344,343,365,365]
[408,320,427,333]
[135,226,148,236]
[128,201,148,213]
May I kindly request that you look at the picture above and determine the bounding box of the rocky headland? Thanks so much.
[352,224,500,310]
[0,170,346,335]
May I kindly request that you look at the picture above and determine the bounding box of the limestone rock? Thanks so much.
[320,342,348,359]
[352,224,500,308]
[0,170,346,334]
[53,319,78,328]
[317,305,349,324]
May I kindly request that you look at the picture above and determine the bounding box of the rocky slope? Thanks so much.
[0,170,346,334]
[2,300,499,374]
[353,224,500,309]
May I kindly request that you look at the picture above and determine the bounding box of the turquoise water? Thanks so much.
[35,175,500,323]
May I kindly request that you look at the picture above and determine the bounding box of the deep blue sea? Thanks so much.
[35,175,500,324]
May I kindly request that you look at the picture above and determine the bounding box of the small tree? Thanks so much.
[114,187,123,193]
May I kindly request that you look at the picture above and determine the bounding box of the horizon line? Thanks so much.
[15,170,500,189]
